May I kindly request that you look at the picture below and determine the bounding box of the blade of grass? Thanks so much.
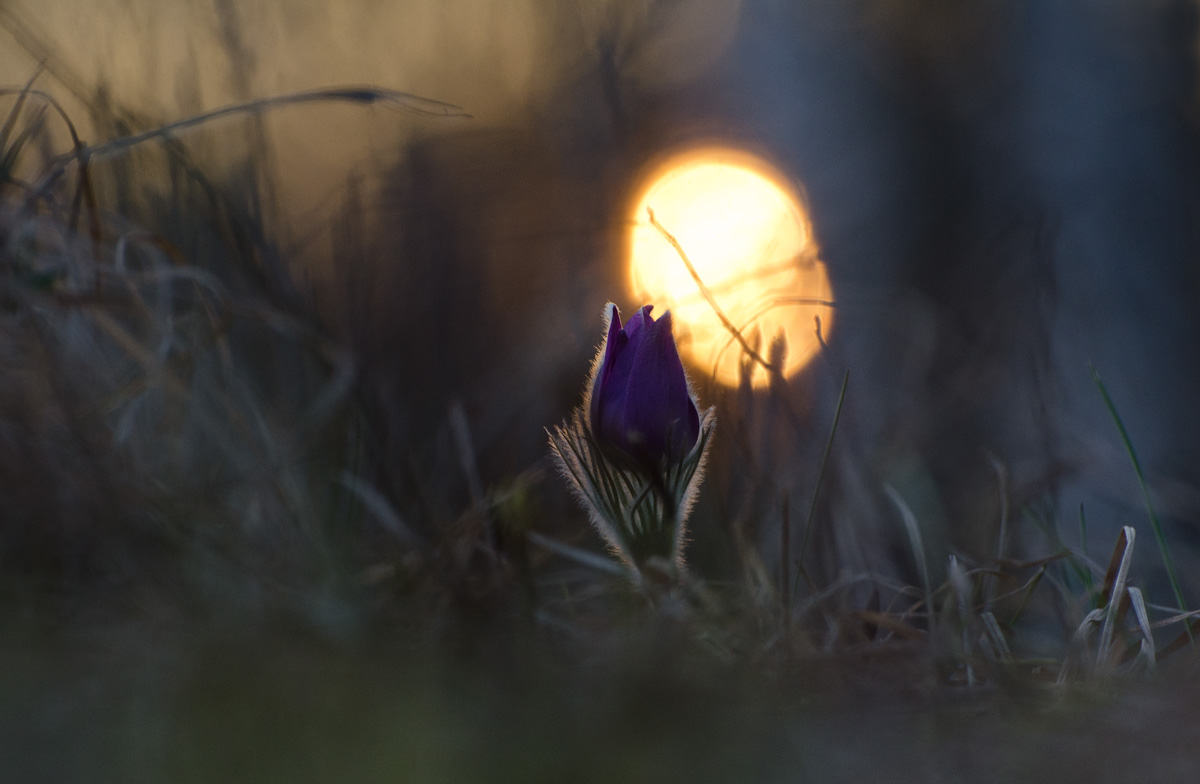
[1089,363,1192,644]
[795,369,849,596]
[980,611,1013,662]
[948,555,975,686]
[526,531,626,577]
[1006,565,1047,627]
[1126,586,1155,670]
[1148,607,1200,628]
[793,573,874,622]
[1097,526,1135,672]
[885,485,935,637]
[83,86,467,162]
[647,208,776,375]
[337,471,423,548]
[1098,525,1131,609]
[1058,607,1106,684]
[0,66,40,163]
[854,610,924,641]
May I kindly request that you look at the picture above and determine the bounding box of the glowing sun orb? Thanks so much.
[628,149,834,388]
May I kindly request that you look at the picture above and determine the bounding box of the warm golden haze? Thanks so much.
[628,149,833,388]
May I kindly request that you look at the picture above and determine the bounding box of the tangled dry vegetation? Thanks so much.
[0,81,1197,782]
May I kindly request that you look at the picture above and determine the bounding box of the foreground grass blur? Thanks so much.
[1,76,1198,783]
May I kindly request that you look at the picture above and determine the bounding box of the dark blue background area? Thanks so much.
[366,0,1200,595]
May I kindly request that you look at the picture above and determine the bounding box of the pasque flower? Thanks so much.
[550,303,714,580]
[589,304,700,464]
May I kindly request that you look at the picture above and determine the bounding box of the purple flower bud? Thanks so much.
[589,303,700,463]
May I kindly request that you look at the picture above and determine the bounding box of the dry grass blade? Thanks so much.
[645,208,776,375]
[0,67,40,163]
[994,565,1046,627]
[526,531,625,577]
[711,295,837,375]
[1156,620,1200,661]
[1125,586,1155,671]
[980,611,1012,662]
[0,88,83,150]
[854,610,925,641]
[885,485,935,637]
[1149,607,1200,629]
[1058,608,1106,684]
[948,555,975,686]
[791,572,873,622]
[796,369,849,594]
[338,471,423,548]
[1097,526,1136,673]
[1098,525,1132,608]
[81,87,467,164]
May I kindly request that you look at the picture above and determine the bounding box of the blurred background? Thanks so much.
[2,0,1200,611]
[2,0,1200,777]
[2,0,1199,621]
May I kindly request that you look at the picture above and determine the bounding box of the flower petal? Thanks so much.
[594,306,641,445]
[590,303,626,428]
[618,310,699,460]
[624,305,654,339]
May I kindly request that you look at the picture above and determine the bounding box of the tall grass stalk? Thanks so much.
[795,369,849,596]
[1089,363,1192,644]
